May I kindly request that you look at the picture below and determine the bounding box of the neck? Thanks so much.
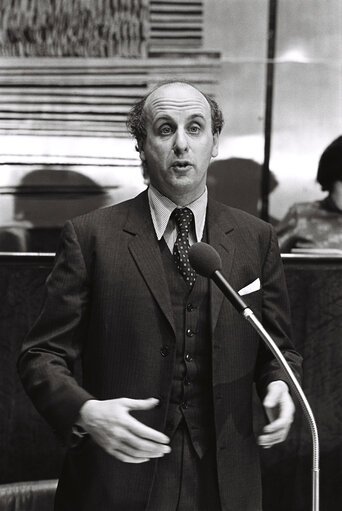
[160,187,206,207]
[330,181,342,211]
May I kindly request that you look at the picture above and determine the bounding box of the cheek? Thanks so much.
[199,141,216,163]
[146,140,170,162]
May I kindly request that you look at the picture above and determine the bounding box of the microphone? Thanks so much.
[188,242,248,314]
[189,241,320,511]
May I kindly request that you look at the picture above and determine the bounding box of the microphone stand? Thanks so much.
[243,307,320,511]
[189,242,319,510]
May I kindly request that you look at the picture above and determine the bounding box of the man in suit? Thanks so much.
[18,81,302,510]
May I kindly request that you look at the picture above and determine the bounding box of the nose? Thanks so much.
[173,129,189,155]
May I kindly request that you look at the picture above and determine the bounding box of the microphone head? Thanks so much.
[188,242,222,277]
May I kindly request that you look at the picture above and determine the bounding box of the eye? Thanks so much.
[159,124,173,136]
[188,124,201,134]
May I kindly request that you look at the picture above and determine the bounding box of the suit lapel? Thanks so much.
[122,192,237,338]
[207,198,236,335]
[124,191,176,336]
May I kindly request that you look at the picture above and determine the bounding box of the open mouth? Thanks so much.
[172,160,192,170]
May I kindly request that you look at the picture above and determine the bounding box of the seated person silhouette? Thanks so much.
[0,170,109,253]
[276,136,342,253]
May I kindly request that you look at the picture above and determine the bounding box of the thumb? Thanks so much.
[263,381,289,423]
[263,380,288,408]
[123,397,160,411]
[263,386,279,409]
[263,393,279,423]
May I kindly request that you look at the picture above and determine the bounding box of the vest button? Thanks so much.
[181,401,188,409]
[186,328,194,337]
[185,352,192,362]
[186,303,194,312]
[160,345,169,357]
[184,377,191,386]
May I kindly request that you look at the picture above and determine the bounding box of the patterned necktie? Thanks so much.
[172,207,197,288]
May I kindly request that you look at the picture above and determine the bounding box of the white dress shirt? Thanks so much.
[147,185,208,252]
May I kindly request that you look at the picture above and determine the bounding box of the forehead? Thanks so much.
[144,83,211,122]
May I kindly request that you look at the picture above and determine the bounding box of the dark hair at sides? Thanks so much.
[317,135,342,191]
[126,80,224,151]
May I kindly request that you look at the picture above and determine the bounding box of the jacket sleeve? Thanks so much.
[17,220,94,445]
[254,224,303,398]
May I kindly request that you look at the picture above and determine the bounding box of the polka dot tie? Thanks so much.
[172,207,197,288]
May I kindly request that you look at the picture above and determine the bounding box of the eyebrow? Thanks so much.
[153,113,206,124]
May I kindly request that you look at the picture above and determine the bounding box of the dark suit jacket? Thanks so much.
[18,190,302,511]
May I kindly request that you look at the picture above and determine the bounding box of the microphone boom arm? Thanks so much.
[213,270,320,511]
[188,242,319,510]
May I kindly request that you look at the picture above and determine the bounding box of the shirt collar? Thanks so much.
[148,185,208,241]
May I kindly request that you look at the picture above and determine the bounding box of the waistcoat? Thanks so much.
[159,236,215,458]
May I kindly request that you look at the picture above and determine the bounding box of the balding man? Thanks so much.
[18,81,302,511]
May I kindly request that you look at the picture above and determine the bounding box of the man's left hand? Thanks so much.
[258,380,295,449]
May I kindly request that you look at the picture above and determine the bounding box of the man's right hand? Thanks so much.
[78,397,171,463]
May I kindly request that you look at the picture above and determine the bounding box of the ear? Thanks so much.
[137,143,146,162]
[211,132,219,158]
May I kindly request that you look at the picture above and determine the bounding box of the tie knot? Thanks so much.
[173,207,194,234]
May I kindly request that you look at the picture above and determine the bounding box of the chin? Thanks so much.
[171,171,196,185]
[169,179,194,193]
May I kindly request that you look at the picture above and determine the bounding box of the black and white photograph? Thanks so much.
[0,1,341,510]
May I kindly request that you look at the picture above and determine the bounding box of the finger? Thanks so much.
[122,397,160,411]
[263,380,289,405]
[115,440,169,459]
[264,406,277,423]
[259,425,290,441]
[263,398,281,423]
[109,426,171,456]
[264,396,294,423]
[258,432,288,448]
[118,429,171,455]
[126,416,170,444]
[263,391,279,409]
[109,448,150,464]
[262,417,292,434]
[258,422,291,447]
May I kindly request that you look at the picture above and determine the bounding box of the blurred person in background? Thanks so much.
[277,136,342,253]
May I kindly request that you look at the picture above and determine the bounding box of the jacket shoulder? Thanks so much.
[210,198,272,234]
[208,199,276,267]
[68,191,146,234]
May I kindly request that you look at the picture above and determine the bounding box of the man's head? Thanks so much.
[127,81,224,204]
